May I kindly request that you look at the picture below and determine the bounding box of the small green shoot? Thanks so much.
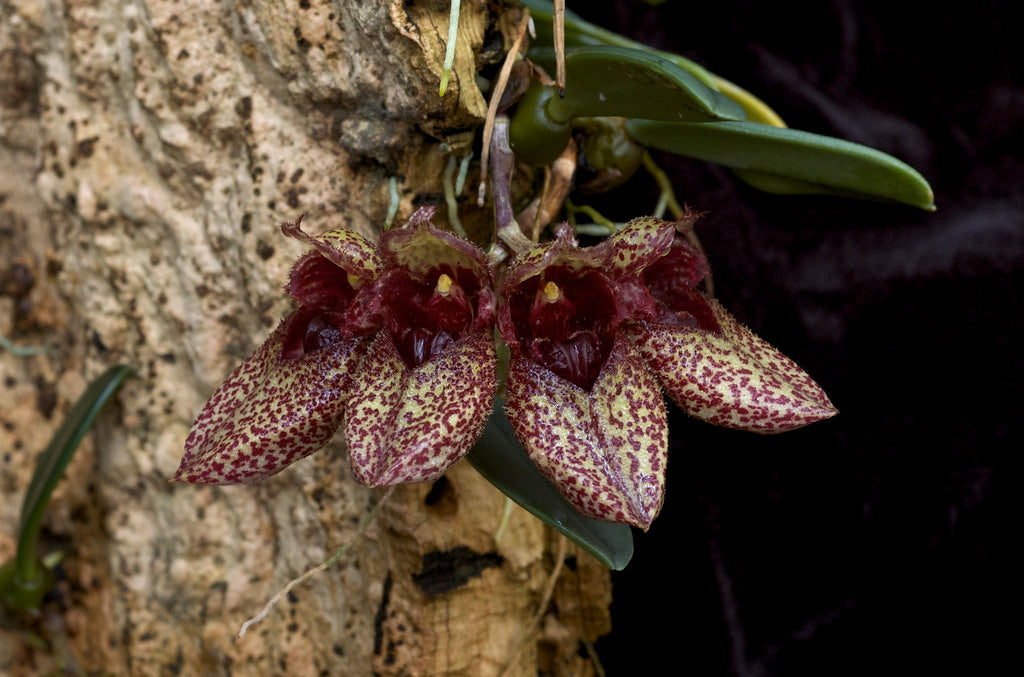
[1,364,130,617]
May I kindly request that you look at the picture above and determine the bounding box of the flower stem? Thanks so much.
[489,116,533,255]
[641,151,684,219]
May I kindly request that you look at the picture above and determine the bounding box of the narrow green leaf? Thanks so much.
[466,397,634,570]
[16,365,131,580]
[626,119,936,210]
[538,46,745,125]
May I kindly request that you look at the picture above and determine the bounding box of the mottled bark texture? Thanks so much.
[0,1,610,674]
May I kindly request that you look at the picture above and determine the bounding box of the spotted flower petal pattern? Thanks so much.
[498,214,835,528]
[175,218,383,484]
[630,299,837,432]
[174,307,369,484]
[345,210,497,487]
[346,331,496,486]
[176,206,835,536]
[498,223,671,529]
[505,336,667,529]
[631,228,837,432]
[176,208,496,487]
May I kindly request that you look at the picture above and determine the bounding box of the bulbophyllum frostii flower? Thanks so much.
[343,210,497,486]
[497,214,836,530]
[174,207,497,487]
[175,207,834,534]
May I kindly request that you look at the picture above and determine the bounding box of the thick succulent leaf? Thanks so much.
[281,215,383,282]
[626,119,936,210]
[533,46,745,125]
[712,75,788,127]
[466,398,634,571]
[175,310,368,484]
[345,330,497,487]
[520,0,719,89]
[629,298,837,433]
[504,337,668,530]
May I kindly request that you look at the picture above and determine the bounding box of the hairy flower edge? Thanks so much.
[629,296,837,433]
[345,330,497,487]
[504,335,669,530]
[174,308,369,484]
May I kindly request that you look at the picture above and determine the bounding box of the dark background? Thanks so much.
[571,1,1022,675]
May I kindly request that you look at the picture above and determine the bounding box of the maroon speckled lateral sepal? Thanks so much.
[630,296,837,433]
[175,310,370,484]
[505,336,669,530]
[344,329,497,487]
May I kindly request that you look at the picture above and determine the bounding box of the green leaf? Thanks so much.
[626,119,936,210]
[520,0,720,89]
[509,45,745,166]
[1,364,130,614]
[466,396,634,570]
[538,46,745,125]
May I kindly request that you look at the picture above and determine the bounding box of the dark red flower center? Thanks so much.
[641,237,721,333]
[279,255,362,362]
[279,305,351,361]
[381,266,477,368]
[510,267,617,390]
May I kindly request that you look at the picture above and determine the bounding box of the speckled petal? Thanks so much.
[175,310,369,484]
[601,215,679,276]
[281,214,382,283]
[381,207,486,275]
[379,207,497,330]
[344,330,497,487]
[502,224,605,292]
[505,336,668,530]
[630,297,837,433]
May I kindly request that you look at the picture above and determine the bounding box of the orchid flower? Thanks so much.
[497,214,836,529]
[176,208,834,536]
[174,208,496,487]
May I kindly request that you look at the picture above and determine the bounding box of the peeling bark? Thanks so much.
[0,1,610,674]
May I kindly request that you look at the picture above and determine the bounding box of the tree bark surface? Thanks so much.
[0,1,611,674]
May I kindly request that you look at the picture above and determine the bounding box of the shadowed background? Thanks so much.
[578,1,1021,674]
